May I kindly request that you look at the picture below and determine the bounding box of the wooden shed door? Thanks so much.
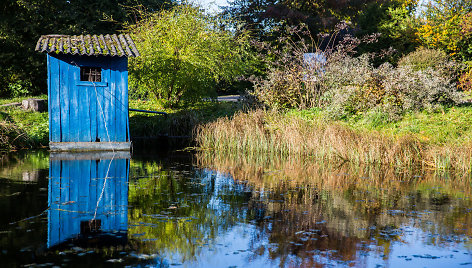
[75,66,115,143]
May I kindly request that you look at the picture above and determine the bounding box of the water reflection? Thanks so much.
[194,153,472,267]
[1,151,472,267]
[48,152,130,249]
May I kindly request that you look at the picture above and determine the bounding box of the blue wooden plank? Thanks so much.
[59,160,70,242]
[48,159,61,247]
[106,159,114,230]
[105,67,115,142]
[120,158,129,229]
[124,60,130,142]
[78,86,92,141]
[106,158,115,231]
[116,58,127,142]
[70,65,80,142]
[117,158,128,230]
[107,159,116,231]
[48,55,61,142]
[90,84,98,142]
[69,160,80,236]
[76,81,108,87]
[97,159,110,229]
[89,159,98,214]
[96,70,108,142]
[112,62,120,142]
[78,159,91,216]
[85,86,92,141]
[47,55,52,141]
[114,163,121,231]
[112,158,121,230]
[59,59,70,142]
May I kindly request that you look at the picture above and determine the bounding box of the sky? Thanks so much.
[192,0,430,15]
[193,0,229,13]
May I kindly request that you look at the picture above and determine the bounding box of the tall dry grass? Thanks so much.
[195,109,472,172]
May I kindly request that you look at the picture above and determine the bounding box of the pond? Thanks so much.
[0,150,471,267]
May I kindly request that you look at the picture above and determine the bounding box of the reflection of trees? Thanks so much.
[0,150,49,180]
[127,160,252,262]
[0,151,50,266]
[197,152,472,265]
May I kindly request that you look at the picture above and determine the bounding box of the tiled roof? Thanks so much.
[35,34,139,57]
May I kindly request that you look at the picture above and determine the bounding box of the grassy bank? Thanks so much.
[196,107,472,172]
[128,99,242,138]
[0,96,243,151]
[0,95,49,151]
[5,94,472,174]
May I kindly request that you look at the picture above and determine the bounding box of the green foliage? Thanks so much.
[398,47,451,71]
[416,0,472,60]
[128,98,242,137]
[356,0,419,63]
[288,103,472,146]
[7,78,31,97]
[0,120,26,151]
[222,0,380,42]
[398,47,462,80]
[128,5,255,107]
[0,0,172,98]
[349,106,472,146]
[458,13,472,62]
[0,96,49,150]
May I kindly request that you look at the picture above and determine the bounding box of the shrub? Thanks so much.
[251,23,355,110]
[397,47,461,81]
[398,47,450,71]
[127,5,254,107]
[7,79,31,97]
[252,64,325,110]
[253,48,463,121]
[325,55,462,120]
[0,120,27,151]
[459,67,472,91]
[250,23,463,121]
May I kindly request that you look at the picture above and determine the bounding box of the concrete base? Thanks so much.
[50,151,131,160]
[49,142,131,152]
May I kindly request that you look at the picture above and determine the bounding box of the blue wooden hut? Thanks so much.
[35,34,139,151]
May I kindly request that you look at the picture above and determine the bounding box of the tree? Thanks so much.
[0,0,171,97]
[416,0,472,60]
[356,0,420,63]
[222,0,380,42]
[127,5,255,106]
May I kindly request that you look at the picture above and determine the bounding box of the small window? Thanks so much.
[80,66,101,82]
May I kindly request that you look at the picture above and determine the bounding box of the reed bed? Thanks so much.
[195,109,472,172]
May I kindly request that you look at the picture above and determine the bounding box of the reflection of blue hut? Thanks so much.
[35,34,139,151]
[48,152,130,248]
